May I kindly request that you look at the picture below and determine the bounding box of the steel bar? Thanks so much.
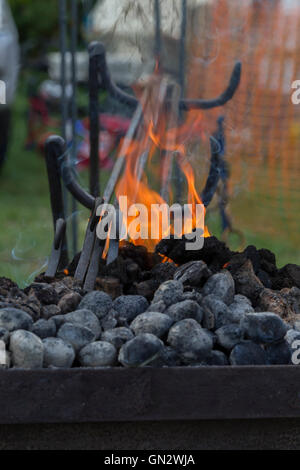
[95,42,241,111]
[88,42,101,197]
[83,237,105,291]
[55,135,95,209]
[45,136,68,267]
[1,366,300,424]
[174,0,187,202]
[59,0,69,225]
[70,0,79,255]
[201,116,225,208]
[45,218,67,278]
[154,0,162,63]
[74,198,102,282]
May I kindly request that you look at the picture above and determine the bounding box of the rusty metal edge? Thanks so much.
[0,366,299,424]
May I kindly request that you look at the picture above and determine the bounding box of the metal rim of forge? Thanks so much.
[0,365,299,424]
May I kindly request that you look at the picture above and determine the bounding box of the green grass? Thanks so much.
[0,82,299,287]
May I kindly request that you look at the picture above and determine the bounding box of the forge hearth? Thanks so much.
[0,235,300,371]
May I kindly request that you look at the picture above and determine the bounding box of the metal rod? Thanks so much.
[88,41,101,197]
[45,136,69,268]
[201,116,225,208]
[51,135,95,210]
[71,0,78,255]
[59,0,69,247]
[154,0,162,63]
[174,0,187,203]
[95,42,242,111]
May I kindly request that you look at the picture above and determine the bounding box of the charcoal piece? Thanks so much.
[231,259,264,304]
[243,245,261,272]
[199,350,229,366]
[41,304,61,320]
[102,327,134,349]
[131,312,173,339]
[58,292,82,315]
[152,280,184,307]
[101,310,118,331]
[229,341,267,365]
[0,308,33,332]
[240,312,288,344]
[31,319,56,339]
[78,341,117,367]
[57,323,96,352]
[148,346,182,367]
[64,309,101,339]
[202,295,235,330]
[10,330,44,369]
[118,333,164,367]
[202,271,235,305]
[95,277,123,299]
[174,261,212,287]
[43,337,75,368]
[265,340,291,365]
[27,283,59,305]
[258,288,294,320]
[279,264,300,289]
[155,236,233,269]
[166,300,203,323]
[215,324,244,350]
[150,262,177,284]
[167,319,213,363]
[99,256,129,285]
[256,269,272,288]
[0,277,19,297]
[119,242,161,271]
[135,280,160,301]
[113,295,149,324]
[258,248,276,266]
[79,291,113,319]
[182,290,203,304]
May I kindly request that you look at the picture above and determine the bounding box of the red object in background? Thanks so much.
[77,114,131,171]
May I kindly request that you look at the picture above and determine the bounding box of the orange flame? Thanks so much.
[115,74,210,252]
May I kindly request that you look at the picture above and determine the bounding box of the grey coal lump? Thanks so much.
[215,324,244,350]
[202,271,235,305]
[78,291,113,319]
[241,312,288,344]
[64,309,101,339]
[9,330,44,369]
[0,308,33,332]
[167,319,213,363]
[102,327,134,349]
[118,333,164,367]
[130,312,173,338]
[229,341,267,365]
[57,322,96,352]
[31,319,56,339]
[165,300,203,323]
[152,280,184,307]
[78,341,117,367]
[113,295,149,324]
[43,337,75,368]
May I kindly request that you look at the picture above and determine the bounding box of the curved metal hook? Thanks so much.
[92,41,241,111]
[47,136,96,210]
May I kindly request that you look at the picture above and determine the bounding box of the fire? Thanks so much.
[115,72,210,252]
